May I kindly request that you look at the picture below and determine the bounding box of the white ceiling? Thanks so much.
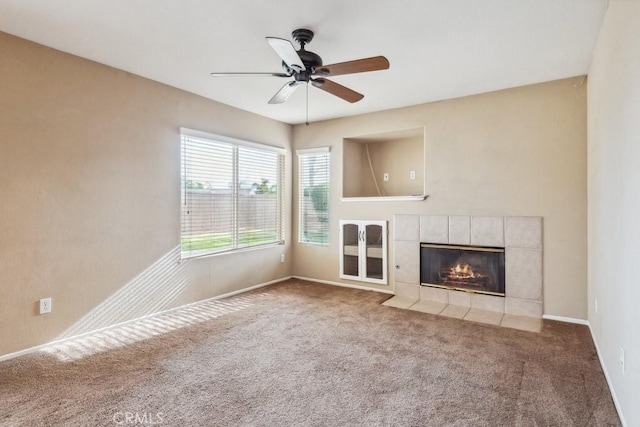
[0,0,608,125]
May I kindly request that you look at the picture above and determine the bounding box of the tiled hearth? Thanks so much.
[383,215,543,333]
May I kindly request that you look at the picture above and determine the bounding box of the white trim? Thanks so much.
[587,324,627,427]
[0,277,625,426]
[543,315,627,425]
[180,127,286,155]
[341,195,428,202]
[292,275,394,294]
[343,126,425,141]
[338,220,388,285]
[181,241,284,261]
[0,276,292,363]
[542,314,589,325]
[297,149,331,245]
[296,146,330,156]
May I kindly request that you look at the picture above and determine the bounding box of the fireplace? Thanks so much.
[420,243,505,296]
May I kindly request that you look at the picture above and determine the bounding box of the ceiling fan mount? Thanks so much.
[211,28,389,106]
[291,28,315,47]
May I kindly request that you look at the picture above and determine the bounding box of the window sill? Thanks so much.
[181,241,284,261]
[341,195,428,202]
[298,241,330,247]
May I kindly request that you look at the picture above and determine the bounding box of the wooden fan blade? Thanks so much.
[210,72,291,77]
[314,56,389,77]
[266,37,305,72]
[268,81,303,104]
[312,78,364,103]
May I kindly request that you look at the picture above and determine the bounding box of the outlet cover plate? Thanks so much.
[39,298,52,314]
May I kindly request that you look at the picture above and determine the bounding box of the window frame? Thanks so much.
[297,147,331,246]
[180,128,286,259]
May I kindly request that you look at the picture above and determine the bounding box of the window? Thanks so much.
[180,128,285,258]
[297,147,330,245]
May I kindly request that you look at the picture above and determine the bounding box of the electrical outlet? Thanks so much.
[383,173,389,182]
[620,348,625,374]
[280,253,285,263]
[595,298,598,313]
[409,170,416,180]
[39,298,52,314]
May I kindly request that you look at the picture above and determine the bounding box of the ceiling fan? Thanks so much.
[211,29,390,106]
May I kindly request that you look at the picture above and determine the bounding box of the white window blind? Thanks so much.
[298,148,330,245]
[181,129,285,258]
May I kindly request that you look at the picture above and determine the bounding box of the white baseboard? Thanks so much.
[0,277,627,426]
[0,337,67,363]
[292,276,394,295]
[541,314,626,426]
[0,276,292,363]
[542,314,589,325]
[587,324,627,427]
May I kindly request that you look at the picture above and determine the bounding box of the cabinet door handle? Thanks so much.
[395,265,400,269]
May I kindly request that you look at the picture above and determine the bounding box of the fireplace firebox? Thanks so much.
[420,243,505,296]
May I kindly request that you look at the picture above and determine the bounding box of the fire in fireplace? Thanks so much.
[420,243,505,296]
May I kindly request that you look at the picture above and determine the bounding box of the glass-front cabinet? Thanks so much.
[339,220,387,285]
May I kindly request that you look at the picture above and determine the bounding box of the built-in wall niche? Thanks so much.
[342,127,426,201]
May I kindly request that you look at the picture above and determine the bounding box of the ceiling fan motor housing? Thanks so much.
[283,28,323,82]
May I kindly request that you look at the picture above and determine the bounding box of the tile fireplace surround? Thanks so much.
[390,215,543,320]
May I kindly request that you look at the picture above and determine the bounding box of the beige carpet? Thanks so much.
[0,279,620,426]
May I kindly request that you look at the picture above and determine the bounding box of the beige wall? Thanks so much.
[0,32,293,356]
[588,1,640,425]
[293,77,588,319]
[367,136,424,197]
[342,140,368,197]
[0,30,592,359]
[343,136,424,197]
